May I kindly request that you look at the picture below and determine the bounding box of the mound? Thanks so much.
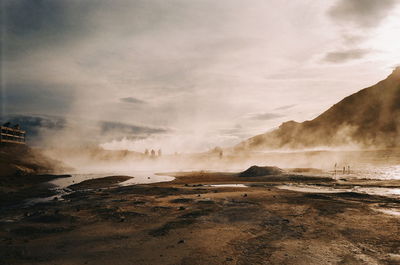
[239,165,283,177]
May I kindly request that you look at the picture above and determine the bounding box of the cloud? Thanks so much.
[323,48,370,63]
[250,112,285,121]
[329,0,398,28]
[274,104,295,111]
[120,97,146,104]
[323,0,399,64]
[2,82,74,115]
[1,114,167,146]
[219,124,250,139]
[1,0,91,60]
[100,121,166,136]
[3,0,398,151]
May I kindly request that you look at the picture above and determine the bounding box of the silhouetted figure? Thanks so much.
[212,146,223,158]
[347,165,350,174]
[343,166,346,174]
[144,149,149,156]
[151,149,156,157]
[334,163,337,175]
[158,149,162,157]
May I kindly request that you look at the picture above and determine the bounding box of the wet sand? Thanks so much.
[1,172,400,265]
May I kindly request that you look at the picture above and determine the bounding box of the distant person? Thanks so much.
[158,149,162,157]
[151,149,156,157]
[347,165,350,174]
[343,166,346,174]
[334,163,337,175]
[144,149,149,156]
[219,150,223,159]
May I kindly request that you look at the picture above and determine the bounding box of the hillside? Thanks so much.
[0,145,70,207]
[0,145,66,178]
[236,67,400,150]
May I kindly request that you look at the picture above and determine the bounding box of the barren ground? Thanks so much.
[1,172,400,265]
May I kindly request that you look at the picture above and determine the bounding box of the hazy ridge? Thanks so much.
[236,67,400,151]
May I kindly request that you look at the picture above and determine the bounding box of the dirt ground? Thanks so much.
[1,172,400,265]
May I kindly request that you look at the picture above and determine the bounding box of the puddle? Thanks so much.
[48,171,174,189]
[373,208,400,216]
[276,185,349,193]
[354,187,400,197]
[24,188,70,206]
[118,172,174,186]
[49,173,111,189]
[0,215,24,223]
[277,184,400,199]
[25,194,64,206]
[208,184,248,188]
[25,171,174,206]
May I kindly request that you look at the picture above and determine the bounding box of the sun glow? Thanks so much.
[367,7,400,65]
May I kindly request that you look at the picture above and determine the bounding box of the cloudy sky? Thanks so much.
[1,0,400,152]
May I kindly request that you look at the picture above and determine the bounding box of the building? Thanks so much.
[0,123,26,145]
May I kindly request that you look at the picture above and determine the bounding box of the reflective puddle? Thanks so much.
[276,185,348,193]
[25,171,174,206]
[207,184,248,188]
[373,208,400,216]
[276,184,400,198]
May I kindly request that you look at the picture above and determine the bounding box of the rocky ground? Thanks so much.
[1,171,400,265]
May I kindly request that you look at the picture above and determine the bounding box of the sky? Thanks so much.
[1,0,400,153]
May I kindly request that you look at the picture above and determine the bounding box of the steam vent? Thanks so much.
[0,123,26,145]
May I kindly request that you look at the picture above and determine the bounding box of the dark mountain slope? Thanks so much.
[236,67,400,150]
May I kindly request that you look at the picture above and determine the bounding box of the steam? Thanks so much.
[100,133,240,154]
[3,0,400,174]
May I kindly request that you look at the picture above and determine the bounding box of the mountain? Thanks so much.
[236,67,400,151]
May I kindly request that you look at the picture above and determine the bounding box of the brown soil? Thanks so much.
[1,172,400,265]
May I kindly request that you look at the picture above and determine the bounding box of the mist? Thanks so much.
[2,0,400,174]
